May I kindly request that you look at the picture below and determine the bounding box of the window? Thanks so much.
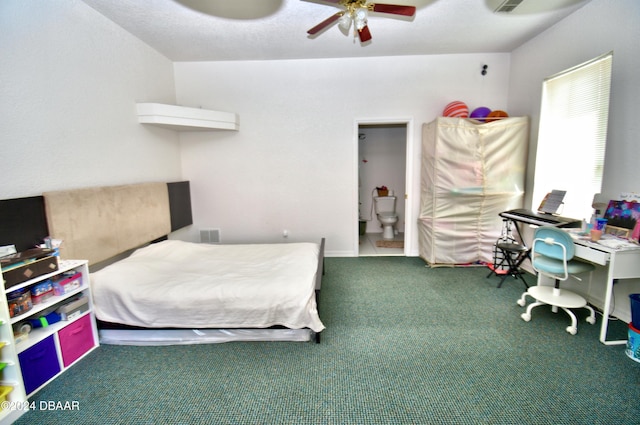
[532,52,613,220]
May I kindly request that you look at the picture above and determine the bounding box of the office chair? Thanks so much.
[517,226,596,335]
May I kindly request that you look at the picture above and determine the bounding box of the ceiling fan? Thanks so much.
[307,0,416,42]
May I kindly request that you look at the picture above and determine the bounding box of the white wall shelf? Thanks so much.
[136,103,239,131]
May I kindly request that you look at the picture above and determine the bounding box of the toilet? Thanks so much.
[373,196,399,240]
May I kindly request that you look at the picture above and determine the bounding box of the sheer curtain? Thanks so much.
[532,52,613,220]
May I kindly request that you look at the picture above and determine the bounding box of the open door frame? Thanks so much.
[353,117,416,256]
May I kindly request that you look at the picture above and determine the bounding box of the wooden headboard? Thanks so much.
[42,181,192,265]
[0,181,192,265]
[43,183,170,264]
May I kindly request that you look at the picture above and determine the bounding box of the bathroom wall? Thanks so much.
[358,125,407,234]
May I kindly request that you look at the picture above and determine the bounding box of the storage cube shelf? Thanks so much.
[0,258,98,424]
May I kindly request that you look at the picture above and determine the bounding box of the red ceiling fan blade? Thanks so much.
[307,12,343,35]
[358,25,372,42]
[371,4,416,16]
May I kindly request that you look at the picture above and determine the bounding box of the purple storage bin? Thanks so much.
[18,335,60,394]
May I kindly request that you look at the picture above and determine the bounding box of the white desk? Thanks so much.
[570,233,640,345]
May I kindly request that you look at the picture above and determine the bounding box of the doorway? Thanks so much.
[356,119,412,256]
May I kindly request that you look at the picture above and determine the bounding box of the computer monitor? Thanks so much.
[0,196,49,252]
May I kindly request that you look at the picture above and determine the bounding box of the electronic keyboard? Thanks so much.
[500,209,581,228]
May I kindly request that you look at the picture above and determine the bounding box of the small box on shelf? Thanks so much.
[30,280,53,297]
[1,249,58,290]
[7,289,32,318]
[57,296,89,321]
[31,289,54,305]
[52,272,82,296]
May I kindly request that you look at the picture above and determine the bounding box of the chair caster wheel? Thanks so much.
[517,299,526,307]
[586,316,596,325]
[566,326,577,335]
[521,313,531,322]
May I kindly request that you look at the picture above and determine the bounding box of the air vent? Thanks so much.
[494,0,525,13]
[200,229,221,244]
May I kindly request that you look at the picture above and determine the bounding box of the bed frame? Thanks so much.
[0,182,324,344]
[95,237,325,344]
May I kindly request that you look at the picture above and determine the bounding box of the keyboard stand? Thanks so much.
[487,241,530,288]
[487,218,531,288]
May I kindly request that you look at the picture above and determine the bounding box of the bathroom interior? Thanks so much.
[358,124,407,256]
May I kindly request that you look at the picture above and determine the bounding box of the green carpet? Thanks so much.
[15,257,639,424]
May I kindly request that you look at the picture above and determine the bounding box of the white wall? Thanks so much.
[0,0,181,199]
[508,0,640,207]
[175,54,511,256]
[8,0,631,260]
[507,0,640,322]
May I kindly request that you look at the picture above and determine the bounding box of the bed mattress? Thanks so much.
[90,240,325,332]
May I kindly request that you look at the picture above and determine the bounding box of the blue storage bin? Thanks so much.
[18,335,60,395]
[630,294,640,328]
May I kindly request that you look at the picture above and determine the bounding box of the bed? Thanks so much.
[90,239,325,343]
[32,181,325,345]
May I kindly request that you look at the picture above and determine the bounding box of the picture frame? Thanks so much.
[605,225,630,238]
[603,200,640,240]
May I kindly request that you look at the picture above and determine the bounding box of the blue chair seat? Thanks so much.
[532,255,595,277]
[517,226,596,335]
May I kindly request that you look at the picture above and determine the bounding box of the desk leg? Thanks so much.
[599,254,626,345]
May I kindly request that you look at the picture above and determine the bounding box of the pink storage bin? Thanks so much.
[58,315,95,367]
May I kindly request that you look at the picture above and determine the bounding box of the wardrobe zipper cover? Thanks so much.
[419,117,528,266]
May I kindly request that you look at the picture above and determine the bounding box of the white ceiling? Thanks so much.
[80,0,592,62]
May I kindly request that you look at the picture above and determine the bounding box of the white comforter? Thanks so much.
[90,240,325,332]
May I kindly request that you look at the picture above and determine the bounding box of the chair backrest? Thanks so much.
[532,226,576,261]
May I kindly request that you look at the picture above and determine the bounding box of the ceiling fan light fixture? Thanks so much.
[354,7,368,30]
[338,13,352,31]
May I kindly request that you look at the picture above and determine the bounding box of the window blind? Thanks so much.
[532,51,613,219]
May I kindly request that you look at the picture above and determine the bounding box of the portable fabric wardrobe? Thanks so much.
[419,116,528,266]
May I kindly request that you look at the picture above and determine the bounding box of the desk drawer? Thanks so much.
[574,243,609,265]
